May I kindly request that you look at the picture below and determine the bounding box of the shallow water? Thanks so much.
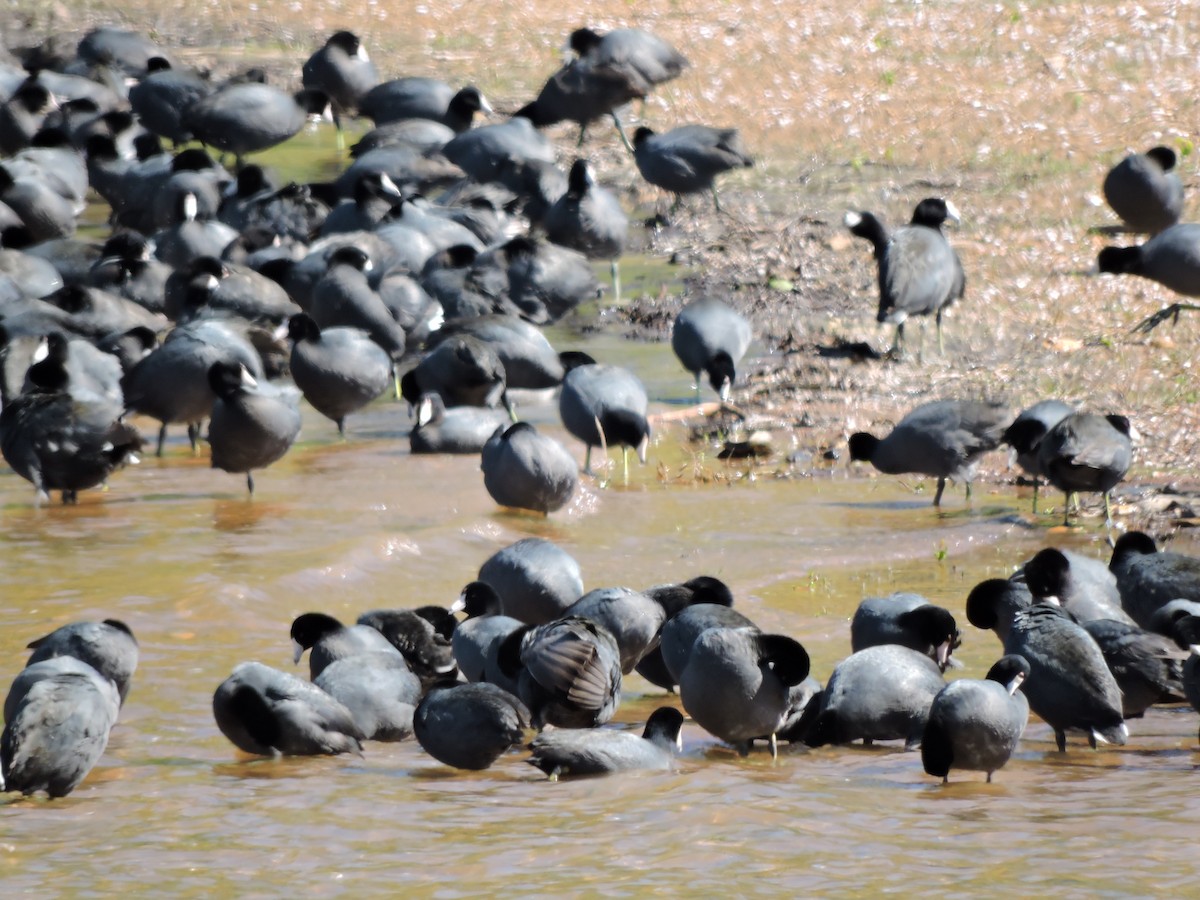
[4,134,1200,896]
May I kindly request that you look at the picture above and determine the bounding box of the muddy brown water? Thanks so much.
[4,135,1200,896]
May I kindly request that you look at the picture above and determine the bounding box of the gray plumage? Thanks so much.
[409,392,509,454]
[401,334,508,411]
[301,31,378,121]
[476,537,584,625]
[413,682,529,770]
[921,654,1029,783]
[287,313,391,435]
[845,198,965,357]
[1080,618,1186,717]
[289,612,403,680]
[442,117,555,184]
[1036,412,1131,524]
[427,314,566,390]
[212,661,364,756]
[309,246,406,361]
[183,84,330,162]
[360,79,489,132]
[848,399,1010,505]
[987,600,1126,751]
[2,664,118,797]
[503,615,622,729]
[1002,399,1075,513]
[542,159,627,264]
[25,619,138,706]
[480,422,578,515]
[355,609,457,688]
[679,627,810,755]
[849,593,959,670]
[671,296,752,401]
[1110,531,1200,628]
[206,361,301,494]
[1098,223,1200,296]
[660,602,756,685]
[562,586,666,674]
[632,125,752,206]
[450,581,524,685]
[313,652,421,742]
[635,577,736,690]
[558,361,649,475]
[527,706,683,778]
[1103,146,1183,234]
[803,644,944,748]
[1022,547,1133,625]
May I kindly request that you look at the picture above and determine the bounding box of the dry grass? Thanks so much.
[9,0,1200,522]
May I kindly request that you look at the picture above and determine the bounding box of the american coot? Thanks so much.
[128,57,212,146]
[1022,547,1132,625]
[442,117,555,185]
[0,346,142,504]
[1035,412,1132,526]
[318,171,404,236]
[0,161,79,244]
[569,27,690,91]
[480,422,578,515]
[1099,223,1200,332]
[309,246,407,366]
[845,198,964,359]
[212,661,364,757]
[562,587,666,674]
[849,593,960,671]
[1002,399,1075,514]
[183,84,332,168]
[802,644,944,749]
[501,235,600,324]
[499,615,623,729]
[679,627,810,757]
[670,297,752,402]
[1,663,119,798]
[527,706,685,780]
[541,159,627,299]
[413,682,530,770]
[449,581,525,685]
[359,79,491,132]
[355,609,458,688]
[848,399,1010,506]
[558,360,650,478]
[921,654,1030,784]
[289,611,402,680]
[426,314,568,391]
[301,31,378,145]
[659,602,756,686]
[476,537,585,625]
[976,596,1126,752]
[632,124,752,212]
[400,334,510,414]
[1103,146,1183,234]
[517,26,687,150]
[312,652,422,742]
[635,577,736,690]
[409,392,510,455]
[287,312,391,436]
[1078,618,1186,717]
[25,619,138,706]
[1109,531,1200,627]
[206,361,301,494]
[965,577,1034,648]
[122,316,263,456]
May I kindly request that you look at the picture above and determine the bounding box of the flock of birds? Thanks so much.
[8,530,1200,795]
[1,22,1199,798]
